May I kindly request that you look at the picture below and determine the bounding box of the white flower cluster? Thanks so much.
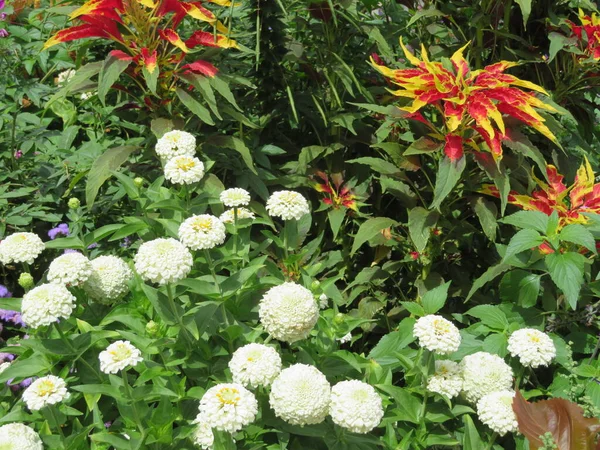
[219,207,255,224]
[0,232,45,265]
[164,155,205,185]
[47,252,92,286]
[83,255,133,304]
[427,360,463,399]
[192,418,214,449]
[0,423,43,450]
[155,130,196,160]
[329,380,384,434]
[508,328,556,368]
[198,383,258,433]
[220,188,251,207]
[56,69,76,86]
[134,238,193,285]
[476,390,519,436]
[413,315,461,355]
[228,343,282,388]
[258,282,319,343]
[266,190,310,221]
[179,215,226,251]
[269,364,331,426]
[23,375,68,411]
[21,283,76,329]
[460,352,513,403]
[99,340,143,374]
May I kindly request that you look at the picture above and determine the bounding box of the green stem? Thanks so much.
[476,26,484,69]
[166,284,193,347]
[54,322,103,382]
[233,207,239,258]
[122,371,147,448]
[419,350,433,424]
[282,221,290,261]
[263,334,273,345]
[204,250,222,297]
[485,431,498,450]
[48,405,65,440]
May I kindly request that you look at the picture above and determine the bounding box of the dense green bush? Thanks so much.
[1,0,600,449]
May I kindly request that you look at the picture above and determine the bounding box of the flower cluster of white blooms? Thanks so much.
[508,328,556,368]
[99,340,143,374]
[192,417,214,450]
[219,207,255,224]
[427,360,463,399]
[83,255,133,304]
[164,155,205,185]
[258,282,319,343]
[21,283,76,329]
[476,390,519,436]
[155,130,196,159]
[134,238,193,285]
[56,68,76,86]
[0,423,43,450]
[220,188,251,207]
[338,332,352,344]
[23,375,68,411]
[47,252,92,286]
[0,232,45,265]
[460,352,513,403]
[266,190,310,221]
[413,315,461,355]
[269,364,331,426]
[228,343,282,388]
[318,293,328,309]
[179,215,226,251]
[329,380,384,434]
[80,91,95,100]
[0,361,11,374]
[198,383,258,433]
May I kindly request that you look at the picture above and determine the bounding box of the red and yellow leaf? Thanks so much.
[159,29,189,53]
[181,60,218,77]
[185,30,237,49]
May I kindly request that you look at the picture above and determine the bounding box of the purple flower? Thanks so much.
[0,353,15,362]
[48,223,69,240]
[0,284,11,298]
[104,421,112,428]
[63,249,80,254]
[14,150,23,159]
[120,237,132,248]
[0,309,25,327]
[87,243,98,249]
[0,29,8,38]
[0,0,5,9]
[0,13,6,20]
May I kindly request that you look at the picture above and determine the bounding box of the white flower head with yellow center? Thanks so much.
[0,232,45,265]
[22,375,68,411]
[427,360,463,398]
[164,155,205,185]
[99,340,143,374]
[507,328,556,368]
[460,352,513,403]
[83,255,133,304]
[192,415,214,449]
[198,383,258,434]
[266,190,310,221]
[134,238,193,285]
[47,252,93,286]
[0,423,43,450]
[155,130,196,159]
[220,188,251,207]
[477,390,518,436]
[179,214,226,251]
[228,343,282,388]
[219,207,255,224]
[413,314,461,355]
[21,283,76,329]
[329,380,383,434]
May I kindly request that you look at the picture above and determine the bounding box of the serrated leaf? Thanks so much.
[545,252,586,310]
[501,210,549,234]
[500,269,541,308]
[502,229,543,262]
[408,207,439,253]
[466,304,509,331]
[467,263,511,300]
[422,281,450,314]
[431,155,465,210]
[350,216,398,256]
[559,224,597,254]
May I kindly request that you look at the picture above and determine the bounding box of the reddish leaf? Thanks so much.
[109,50,133,61]
[513,390,600,450]
[185,30,237,49]
[44,24,108,49]
[70,0,123,18]
[444,134,464,161]
[181,60,218,77]
[159,28,189,52]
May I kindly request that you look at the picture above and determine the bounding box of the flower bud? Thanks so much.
[134,177,144,187]
[334,313,345,325]
[18,273,35,290]
[68,198,80,209]
[146,320,160,336]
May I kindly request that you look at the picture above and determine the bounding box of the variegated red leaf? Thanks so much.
[44,24,108,49]
[185,30,237,49]
[70,0,123,18]
[444,134,464,161]
[181,60,218,77]
[159,29,189,52]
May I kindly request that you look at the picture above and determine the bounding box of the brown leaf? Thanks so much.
[512,390,600,450]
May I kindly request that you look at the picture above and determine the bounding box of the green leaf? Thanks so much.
[483,333,508,357]
[143,66,159,95]
[548,32,577,62]
[49,98,77,126]
[403,137,442,156]
[368,317,416,363]
[500,269,541,308]
[472,197,497,241]
[408,207,439,253]
[462,414,484,450]
[502,229,544,262]
[327,208,346,240]
[467,263,512,300]
[86,146,139,207]
[150,118,174,139]
[407,7,444,26]
[0,356,52,384]
[376,385,421,423]
[422,281,451,314]
[346,157,401,175]
[210,75,242,112]
[559,224,597,254]
[500,210,549,234]
[206,135,257,175]
[515,0,531,28]
[473,152,510,215]
[545,252,586,309]
[98,52,132,105]
[401,301,425,316]
[350,216,398,256]
[466,304,509,331]
[175,87,214,125]
[430,155,466,210]
[44,236,85,250]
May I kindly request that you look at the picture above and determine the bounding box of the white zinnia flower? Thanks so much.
[83,255,133,304]
[0,232,45,264]
[80,91,95,100]
[258,282,319,343]
[329,380,383,434]
[21,283,76,329]
[476,390,518,436]
[22,375,68,411]
[338,332,352,344]
[413,315,461,355]
[198,383,258,434]
[220,188,251,207]
[269,364,331,426]
[461,352,514,403]
[219,208,255,224]
[192,416,214,449]
[99,340,143,374]
[47,252,92,286]
[318,293,328,309]
[178,215,226,251]
[164,155,205,185]
[266,190,310,220]
[134,238,193,285]
[0,361,11,374]
[228,343,282,388]
[427,360,463,398]
[56,69,76,86]
[507,328,556,368]
[155,130,196,159]
[0,423,43,450]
